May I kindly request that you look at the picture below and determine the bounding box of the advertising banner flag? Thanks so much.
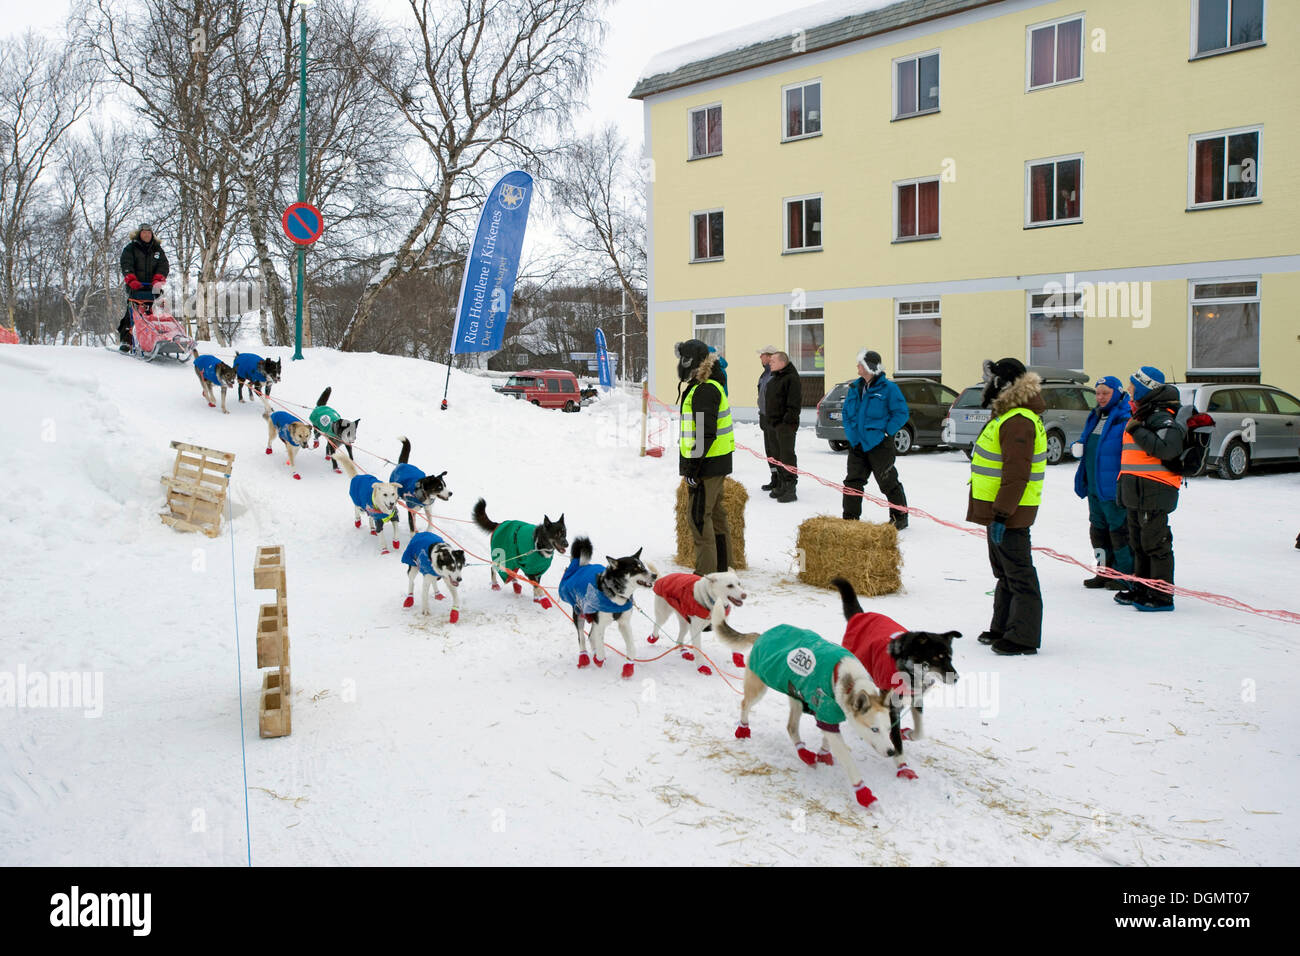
[450,170,534,354]
[595,327,613,389]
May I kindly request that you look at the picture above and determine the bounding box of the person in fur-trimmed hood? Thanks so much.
[967,358,1047,656]
[117,224,170,351]
[677,339,733,575]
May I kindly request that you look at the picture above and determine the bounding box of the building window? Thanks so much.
[1193,0,1265,57]
[783,80,821,140]
[1190,279,1259,371]
[1027,15,1083,90]
[894,51,939,119]
[1189,128,1259,207]
[1026,155,1082,226]
[785,195,823,252]
[691,210,723,262]
[1028,290,1084,370]
[689,104,722,159]
[694,312,725,355]
[895,178,939,240]
[787,307,825,407]
[896,299,941,374]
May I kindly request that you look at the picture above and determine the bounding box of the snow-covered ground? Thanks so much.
[1,343,1297,866]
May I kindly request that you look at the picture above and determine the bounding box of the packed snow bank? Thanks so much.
[1,343,1297,865]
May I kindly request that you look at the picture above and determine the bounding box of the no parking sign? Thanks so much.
[282,203,324,245]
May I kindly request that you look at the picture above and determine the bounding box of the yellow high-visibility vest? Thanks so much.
[680,380,734,459]
[970,407,1047,506]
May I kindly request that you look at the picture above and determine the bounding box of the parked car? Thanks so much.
[497,369,583,411]
[1174,383,1300,479]
[815,377,960,454]
[941,368,1097,465]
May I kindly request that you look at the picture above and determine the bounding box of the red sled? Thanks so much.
[122,296,195,363]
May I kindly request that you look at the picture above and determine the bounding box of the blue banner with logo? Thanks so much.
[450,170,534,354]
[595,327,613,389]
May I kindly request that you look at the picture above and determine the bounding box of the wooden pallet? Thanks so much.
[159,441,235,538]
[254,545,292,738]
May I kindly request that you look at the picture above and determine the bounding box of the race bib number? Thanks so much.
[786,647,816,677]
[319,414,332,427]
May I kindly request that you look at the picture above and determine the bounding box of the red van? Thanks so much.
[498,369,583,412]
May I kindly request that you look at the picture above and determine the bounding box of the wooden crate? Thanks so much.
[159,441,235,538]
[259,667,291,738]
[253,545,286,594]
[256,602,288,669]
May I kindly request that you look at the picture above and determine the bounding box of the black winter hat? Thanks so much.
[675,339,710,381]
[980,357,1028,408]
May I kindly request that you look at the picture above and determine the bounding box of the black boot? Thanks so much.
[977,630,1002,646]
[776,480,797,503]
[761,470,777,492]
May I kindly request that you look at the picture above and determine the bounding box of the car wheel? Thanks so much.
[564,400,578,412]
[828,440,849,452]
[1045,430,1065,466]
[531,400,541,407]
[1217,438,1249,479]
[893,427,914,455]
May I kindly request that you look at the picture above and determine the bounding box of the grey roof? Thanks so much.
[630,0,1003,99]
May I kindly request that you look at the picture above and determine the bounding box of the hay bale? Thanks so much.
[796,515,901,597]
[674,477,748,570]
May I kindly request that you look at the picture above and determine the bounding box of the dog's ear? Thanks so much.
[887,636,907,659]
[633,547,643,560]
[452,550,465,562]
[436,471,447,479]
[942,630,962,642]
[605,555,616,567]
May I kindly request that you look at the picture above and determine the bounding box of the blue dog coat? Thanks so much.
[402,532,446,577]
[559,558,632,615]
[233,352,267,382]
[194,354,225,386]
[269,410,304,447]
[349,475,395,522]
[389,462,428,508]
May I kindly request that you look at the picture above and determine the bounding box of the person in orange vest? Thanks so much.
[1115,366,1183,612]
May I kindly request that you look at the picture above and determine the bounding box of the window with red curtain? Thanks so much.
[1195,137,1225,204]
[1029,163,1053,223]
[1029,25,1056,87]
[693,213,708,259]
[787,200,804,249]
[1056,19,1082,81]
[918,181,939,235]
[897,183,917,238]
[690,106,722,158]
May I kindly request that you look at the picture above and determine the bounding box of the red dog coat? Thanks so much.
[841,612,909,698]
[653,573,712,620]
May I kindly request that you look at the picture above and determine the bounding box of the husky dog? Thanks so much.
[336,453,402,554]
[309,386,360,473]
[262,398,313,480]
[648,571,747,675]
[233,352,282,403]
[831,578,961,781]
[400,531,466,622]
[557,537,657,679]
[709,602,894,808]
[472,499,567,608]
[193,354,237,413]
[390,437,452,533]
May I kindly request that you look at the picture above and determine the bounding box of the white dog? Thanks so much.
[648,570,746,674]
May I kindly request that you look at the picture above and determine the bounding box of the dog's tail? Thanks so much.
[830,577,864,621]
[260,393,273,421]
[708,601,760,648]
[571,536,593,566]
[335,452,361,480]
[316,385,332,407]
[398,436,412,464]
[471,498,498,533]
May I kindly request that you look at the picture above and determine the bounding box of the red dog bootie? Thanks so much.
[901,728,914,741]
[491,578,501,591]
[312,439,320,449]
[264,446,272,455]
[681,650,694,662]
[816,750,834,766]
[646,633,658,644]
[355,520,362,529]
[402,596,414,609]
[577,653,590,669]
[207,402,215,408]
[434,593,444,601]
[732,652,745,669]
[449,609,459,624]
[292,473,301,481]
[697,665,712,676]
[796,745,818,766]
[734,724,751,739]
[896,764,917,780]
[392,539,400,550]
[592,656,604,668]
[621,663,634,679]
[533,596,551,609]
[853,783,877,808]
[512,582,523,595]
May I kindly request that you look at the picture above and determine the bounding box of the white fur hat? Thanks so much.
[856,349,884,374]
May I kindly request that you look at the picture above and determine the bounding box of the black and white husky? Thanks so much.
[558,537,657,679]
[390,437,452,533]
[234,353,282,403]
[311,386,360,472]
[403,535,466,622]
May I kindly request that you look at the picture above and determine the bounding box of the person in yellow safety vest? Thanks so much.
[1114,366,1183,613]
[967,357,1047,656]
[676,339,734,575]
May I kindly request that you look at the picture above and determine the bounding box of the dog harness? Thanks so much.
[558,559,632,616]
[390,462,429,508]
[348,475,396,522]
[269,410,305,447]
[233,352,268,383]
[490,520,555,583]
[653,573,712,620]
[402,532,446,577]
[310,404,342,435]
[841,612,908,699]
[194,354,226,386]
[748,625,854,728]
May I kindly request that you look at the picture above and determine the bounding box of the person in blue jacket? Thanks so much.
[840,349,910,529]
[1072,375,1133,589]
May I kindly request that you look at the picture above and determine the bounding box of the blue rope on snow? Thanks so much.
[226,482,253,867]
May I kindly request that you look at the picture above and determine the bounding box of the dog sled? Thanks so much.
[120,296,194,363]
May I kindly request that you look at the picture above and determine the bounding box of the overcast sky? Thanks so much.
[0,0,813,147]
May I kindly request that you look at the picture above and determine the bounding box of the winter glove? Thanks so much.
[1070,442,1084,458]
[688,480,705,533]
[988,518,1007,546]
[124,274,143,291]
[152,274,166,285]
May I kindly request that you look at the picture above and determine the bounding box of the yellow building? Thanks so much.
[630,0,1298,417]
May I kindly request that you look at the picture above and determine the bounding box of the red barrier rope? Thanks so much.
[649,393,1300,626]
